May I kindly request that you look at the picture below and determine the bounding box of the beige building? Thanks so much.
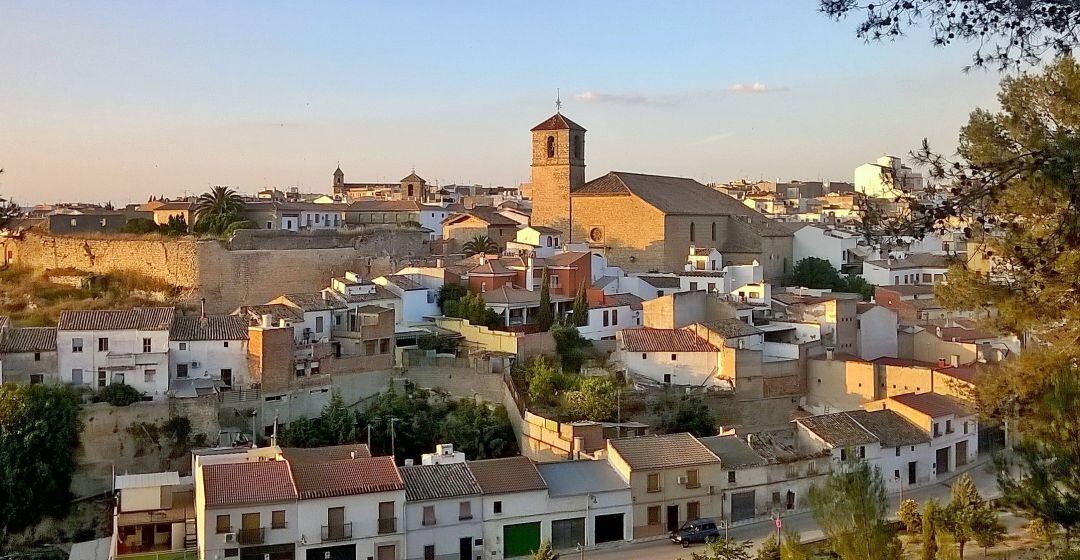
[526,112,795,279]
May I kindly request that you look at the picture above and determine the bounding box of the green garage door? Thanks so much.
[503,522,541,558]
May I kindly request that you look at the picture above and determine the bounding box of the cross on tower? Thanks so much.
[555,88,562,114]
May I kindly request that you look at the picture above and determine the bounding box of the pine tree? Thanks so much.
[537,267,553,331]
[571,280,589,327]
[922,500,940,560]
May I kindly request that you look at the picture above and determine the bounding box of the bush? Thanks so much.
[562,376,620,421]
[652,394,716,437]
[526,356,576,407]
[121,218,161,234]
[93,383,144,406]
[551,322,591,373]
[1027,517,1055,542]
[418,333,459,354]
[898,499,922,533]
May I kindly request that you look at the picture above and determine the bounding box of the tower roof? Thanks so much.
[531,113,586,132]
[400,171,425,183]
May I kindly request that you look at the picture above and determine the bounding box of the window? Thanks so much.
[933,423,941,437]
[97,369,107,388]
[895,446,901,457]
[424,545,435,560]
[216,514,231,533]
[858,446,866,459]
[945,419,953,434]
[689,282,698,291]
[98,337,109,352]
[572,135,582,159]
[72,338,83,353]
[728,471,736,484]
[686,469,699,488]
[550,275,559,288]
[178,342,186,351]
[840,448,848,461]
[422,505,436,526]
[963,421,969,434]
[493,501,502,514]
[641,353,647,360]
[689,222,695,242]
[671,353,677,361]
[612,309,618,324]
[144,369,155,383]
[546,136,556,158]
[221,369,233,387]
[224,549,238,558]
[315,316,324,333]
[380,338,390,353]
[223,341,229,348]
[34,352,40,361]
[365,340,377,355]
[71,369,83,385]
[143,338,152,353]
[603,310,610,327]
[647,506,661,525]
[459,500,472,520]
[30,374,43,385]
[786,491,796,510]
[480,282,486,292]
[177,363,189,378]
[647,473,661,493]
[687,501,700,521]
[272,510,286,529]
[711,222,716,241]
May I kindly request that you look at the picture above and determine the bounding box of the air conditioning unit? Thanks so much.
[677,475,688,485]
[224,532,237,543]
[190,361,200,368]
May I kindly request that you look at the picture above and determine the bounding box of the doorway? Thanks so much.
[936,447,951,475]
[666,505,680,532]
[907,461,917,485]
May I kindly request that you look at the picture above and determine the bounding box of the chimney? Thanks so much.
[261,314,273,328]
[200,298,206,320]
[436,258,444,268]
[526,255,535,291]
[404,458,414,466]
[826,346,834,360]
[350,450,357,460]
[572,436,585,460]
[949,354,960,367]
[479,254,486,265]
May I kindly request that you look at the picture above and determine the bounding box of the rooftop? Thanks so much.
[865,253,952,270]
[400,462,482,502]
[531,113,587,132]
[608,433,720,470]
[698,435,766,468]
[466,456,548,494]
[796,412,878,447]
[694,318,762,339]
[889,392,975,418]
[0,326,57,353]
[169,315,249,341]
[202,461,297,507]
[847,410,931,447]
[620,328,718,353]
[57,307,175,331]
[289,456,404,499]
[536,460,629,497]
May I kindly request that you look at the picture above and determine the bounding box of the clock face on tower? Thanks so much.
[589,227,604,243]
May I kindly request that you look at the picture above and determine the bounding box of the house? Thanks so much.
[266,293,347,345]
[615,327,722,386]
[805,353,978,414]
[150,201,194,226]
[112,472,196,558]
[535,460,633,550]
[862,253,951,287]
[794,409,935,492]
[195,459,300,560]
[442,208,519,250]
[579,292,643,340]
[867,392,979,477]
[373,275,439,326]
[855,303,898,361]
[56,307,174,399]
[46,211,129,234]
[0,319,57,385]
[772,289,860,356]
[854,155,924,199]
[169,314,250,393]
[605,433,722,538]
[467,456,550,559]
[400,458,484,560]
[793,225,861,273]
[506,226,563,258]
[241,201,346,232]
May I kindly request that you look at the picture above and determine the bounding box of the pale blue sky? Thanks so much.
[1,1,1006,204]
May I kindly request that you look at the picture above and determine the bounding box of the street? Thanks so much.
[583,459,1001,560]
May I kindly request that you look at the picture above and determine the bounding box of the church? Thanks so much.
[526,112,796,280]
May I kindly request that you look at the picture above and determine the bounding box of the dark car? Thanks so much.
[670,518,721,547]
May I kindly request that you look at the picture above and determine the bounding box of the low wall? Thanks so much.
[433,316,557,360]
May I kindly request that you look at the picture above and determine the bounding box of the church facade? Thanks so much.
[527,113,795,279]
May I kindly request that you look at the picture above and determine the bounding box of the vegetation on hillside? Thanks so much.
[0,265,183,327]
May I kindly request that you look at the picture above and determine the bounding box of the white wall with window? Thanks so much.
[57,328,170,399]
[168,338,250,390]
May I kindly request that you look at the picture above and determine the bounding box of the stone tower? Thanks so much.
[530,113,586,229]
[333,166,345,192]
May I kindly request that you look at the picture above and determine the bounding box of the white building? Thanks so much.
[373,275,439,326]
[535,461,633,551]
[267,293,346,344]
[862,253,951,286]
[400,461,484,560]
[468,457,552,560]
[793,225,859,272]
[579,293,643,340]
[57,307,174,399]
[854,155,924,199]
[855,303,898,361]
[168,314,251,393]
[867,392,979,478]
[506,226,564,259]
[615,327,723,387]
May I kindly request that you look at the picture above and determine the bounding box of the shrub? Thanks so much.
[1027,518,1054,543]
[898,499,922,533]
[418,333,459,354]
[562,376,620,421]
[93,383,144,406]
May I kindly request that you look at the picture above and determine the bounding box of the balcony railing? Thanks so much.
[237,528,265,545]
[322,523,353,542]
[378,517,397,534]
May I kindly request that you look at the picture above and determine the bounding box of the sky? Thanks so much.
[1,1,1009,205]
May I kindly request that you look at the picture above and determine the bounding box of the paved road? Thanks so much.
[583,459,1001,560]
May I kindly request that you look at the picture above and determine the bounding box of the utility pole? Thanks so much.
[367,424,372,451]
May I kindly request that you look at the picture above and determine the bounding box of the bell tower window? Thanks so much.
[572,135,582,160]
[546,136,556,158]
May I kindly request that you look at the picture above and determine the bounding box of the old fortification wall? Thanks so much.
[6,229,428,313]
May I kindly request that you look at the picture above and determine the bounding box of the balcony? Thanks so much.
[322,523,353,542]
[237,528,265,545]
[378,517,397,534]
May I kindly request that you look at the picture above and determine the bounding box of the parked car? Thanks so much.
[670,518,721,547]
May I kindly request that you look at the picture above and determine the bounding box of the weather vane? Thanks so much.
[555,88,562,114]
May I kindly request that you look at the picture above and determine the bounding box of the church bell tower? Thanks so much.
[529,111,586,230]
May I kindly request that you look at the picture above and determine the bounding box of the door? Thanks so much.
[908,461,917,485]
[327,507,345,540]
[221,369,232,388]
[687,501,700,522]
[459,537,472,560]
[375,545,395,560]
[502,522,541,558]
[955,440,969,467]
[936,447,951,475]
[731,490,756,523]
[593,513,624,544]
[666,504,680,532]
[551,518,585,550]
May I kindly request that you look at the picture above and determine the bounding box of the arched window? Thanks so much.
[546,136,556,158]
[572,135,582,159]
[689,222,695,242]
[711,222,716,241]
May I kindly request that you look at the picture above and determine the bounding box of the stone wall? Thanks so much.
[569,194,667,272]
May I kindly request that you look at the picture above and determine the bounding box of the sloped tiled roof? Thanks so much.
[698,435,766,468]
[202,461,297,507]
[637,275,682,289]
[400,171,426,183]
[544,251,591,267]
[347,200,423,212]
[381,275,425,291]
[290,456,403,499]
[466,456,548,494]
[531,113,586,132]
[865,253,952,270]
[573,171,764,219]
[279,444,371,466]
[592,293,644,311]
[608,433,720,470]
[278,292,348,312]
[234,304,305,325]
[170,315,249,341]
[620,328,719,353]
[796,412,878,447]
[847,409,931,447]
[695,318,762,338]
[890,392,974,418]
[58,307,175,331]
[0,327,57,353]
[400,462,482,502]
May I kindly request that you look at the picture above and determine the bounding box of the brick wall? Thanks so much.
[247,326,294,392]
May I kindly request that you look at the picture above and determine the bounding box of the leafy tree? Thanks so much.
[551,322,591,372]
[787,257,842,289]
[121,218,161,234]
[437,283,468,311]
[820,0,1080,70]
[836,274,874,301]
[1027,517,1054,544]
[688,538,753,560]
[922,500,941,560]
[280,416,325,447]
[972,508,1005,558]
[537,267,554,331]
[530,540,556,560]
[444,399,518,460]
[193,186,245,235]
[222,219,256,236]
[0,384,82,549]
[563,376,620,421]
[445,292,501,329]
[461,235,498,256]
[526,356,572,407]
[652,394,716,437]
[93,383,145,406]
[162,214,189,235]
[571,280,589,327]
[806,458,902,560]
[417,333,459,354]
[321,391,358,445]
[898,498,923,533]
[943,474,984,560]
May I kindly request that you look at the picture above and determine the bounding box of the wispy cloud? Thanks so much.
[574,91,671,107]
[726,82,788,94]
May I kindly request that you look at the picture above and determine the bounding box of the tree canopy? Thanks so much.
[806,458,902,560]
[787,257,873,300]
[193,186,248,236]
[461,235,499,257]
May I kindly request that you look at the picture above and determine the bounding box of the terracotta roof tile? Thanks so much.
[531,113,586,132]
[290,456,403,499]
[170,315,249,341]
[58,307,175,331]
[890,392,974,418]
[619,328,718,353]
[608,433,720,470]
[466,456,547,494]
[202,461,297,507]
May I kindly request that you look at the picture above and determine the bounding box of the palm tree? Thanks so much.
[0,169,20,230]
[194,186,244,223]
[461,235,499,256]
